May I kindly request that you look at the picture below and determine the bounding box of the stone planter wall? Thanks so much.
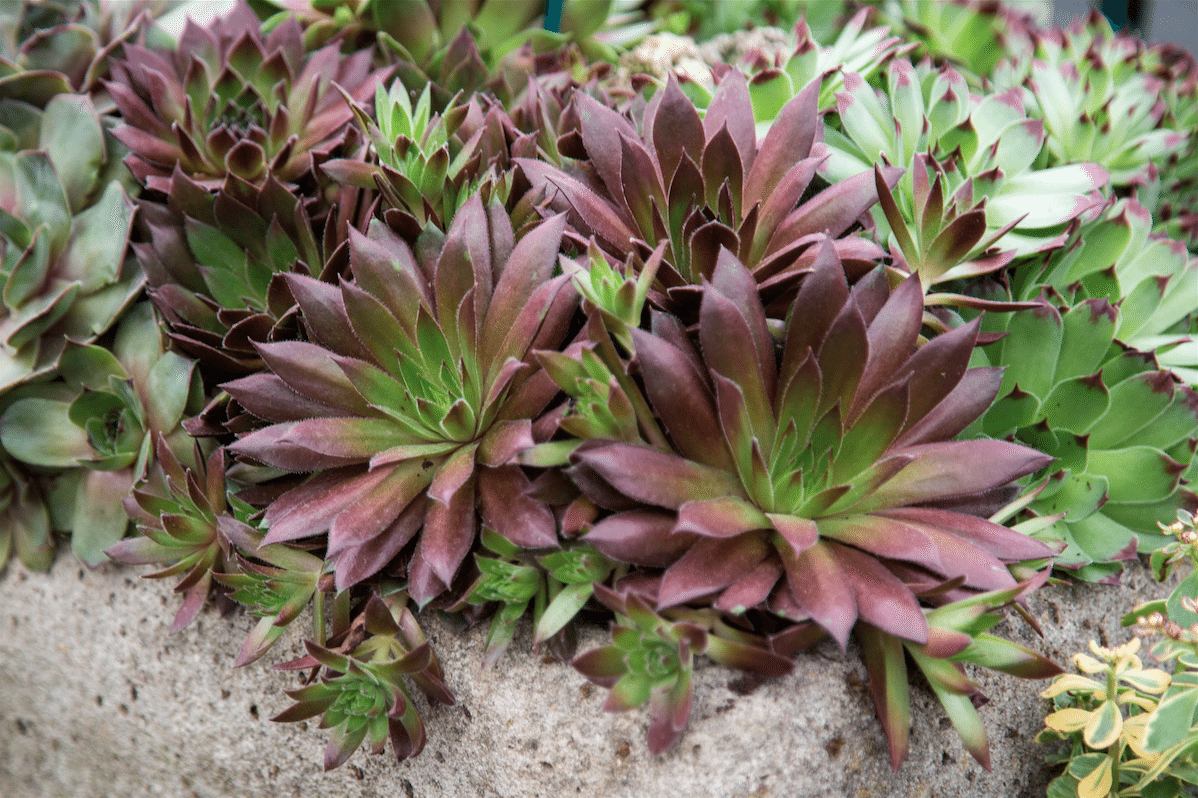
[0,556,1169,797]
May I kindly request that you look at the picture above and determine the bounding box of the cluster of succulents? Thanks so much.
[1,0,1196,788]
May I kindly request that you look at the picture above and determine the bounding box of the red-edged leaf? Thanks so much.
[893,366,1005,447]
[875,507,1056,562]
[583,510,698,567]
[830,542,927,644]
[856,622,911,771]
[632,327,732,471]
[477,464,557,549]
[415,466,476,588]
[768,166,901,253]
[676,497,770,537]
[254,341,374,416]
[571,441,746,509]
[279,417,406,460]
[229,423,363,471]
[850,273,923,420]
[647,75,704,192]
[704,70,756,173]
[863,440,1052,510]
[261,466,390,544]
[332,493,427,590]
[576,92,641,206]
[713,557,782,613]
[779,539,857,649]
[658,534,770,609]
[481,214,567,369]
[744,77,818,210]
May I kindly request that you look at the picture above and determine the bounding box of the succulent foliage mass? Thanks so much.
[2,0,1197,783]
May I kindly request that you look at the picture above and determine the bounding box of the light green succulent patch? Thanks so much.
[0,302,203,565]
[0,92,142,393]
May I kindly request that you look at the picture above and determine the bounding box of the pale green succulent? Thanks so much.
[0,91,142,393]
[993,13,1188,189]
[687,8,911,132]
[820,57,1110,258]
[967,296,1198,583]
[0,302,204,565]
[1013,198,1198,386]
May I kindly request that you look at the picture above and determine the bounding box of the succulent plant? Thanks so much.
[321,80,520,235]
[226,198,577,603]
[0,0,160,106]
[854,576,1063,770]
[456,527,617,666]
[107,0,384,192]
[1136,45,1198,250]
[104,437,240,632]
[873,155,1018,296]
[133,166,352,377]
[573,584,792,754]
[542,240,1057,763]
[213,520,327,665]
[1004,12,1189,189]
[879,0,1038,80]
[1012,198,1198,385]
[0,91,142,392]
[272,592,454,769]
[0,451,52,571]
[0,302,205,565]
[820,57,1110,258]
[716,7,911,124]
[520,73,896,313]
[967,296,1198,583]
[1037,637,1180,798]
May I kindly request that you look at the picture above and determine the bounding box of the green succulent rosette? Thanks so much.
[993,12,1189,190]
[0,91,142,393]
[519,72,895,316]
[573,584,792,755]
[0,302,205,565]
[225,198,577,602]
[134,166,349,377]
[820,57,1110,259]
[969,297,1198,583]
[1012,198,1198,386]
[0,440,52,571]
[0,0,159,106]
[677,7,912,126]
[107,0,386,192]
[272,592,454,770]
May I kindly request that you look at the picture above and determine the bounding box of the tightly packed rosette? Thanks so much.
[519,72,896,312]
[226,197,577,601]
[560,241,1056,646]
[821,58,1110,259]
[106,1,384,191]
[0,91,142,392]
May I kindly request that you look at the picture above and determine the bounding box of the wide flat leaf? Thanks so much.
[863,439,1051,511]
[658,535,770,609]
[571,441,746,510]
[778,539,856,649]
[583,510,697,568]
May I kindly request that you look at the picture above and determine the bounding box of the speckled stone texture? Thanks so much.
[0,555,1168,798]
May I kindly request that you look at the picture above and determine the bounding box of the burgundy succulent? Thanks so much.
[518,72,898,315]
[563,241,1056,647]
[226,197,577,602]
[107,1,384,191]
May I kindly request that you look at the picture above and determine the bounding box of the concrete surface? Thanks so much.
[0,554,1175,798]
